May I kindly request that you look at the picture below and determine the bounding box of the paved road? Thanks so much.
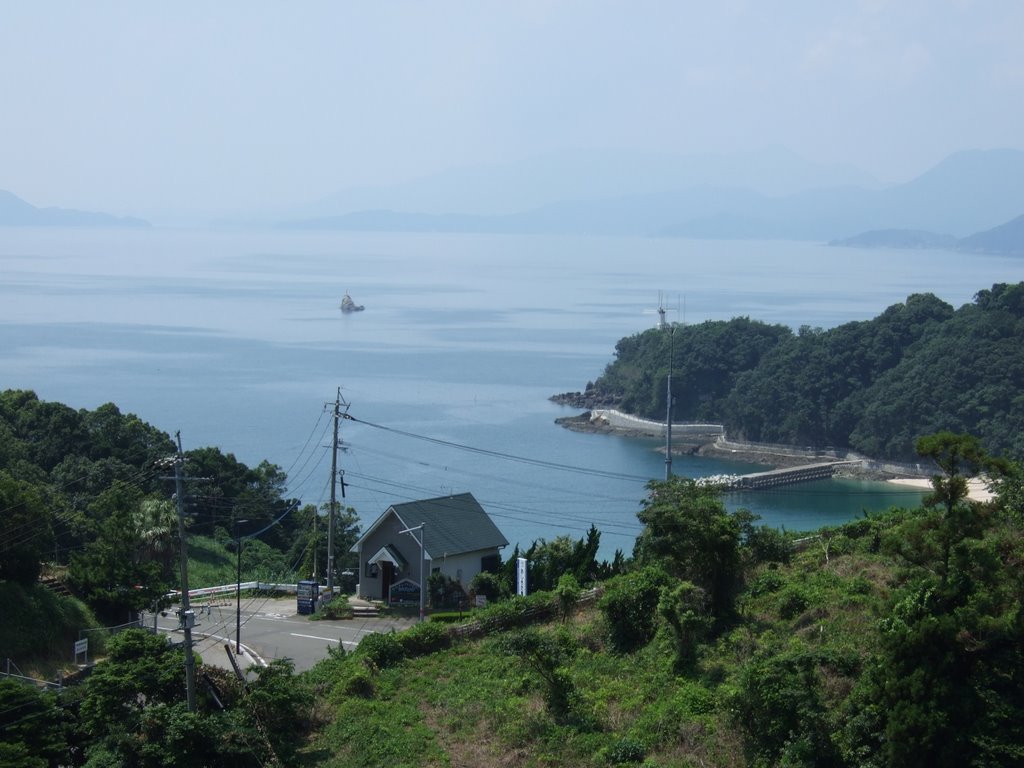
[153,596,416,673]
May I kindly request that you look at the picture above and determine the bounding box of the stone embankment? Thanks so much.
[554,408,723,448]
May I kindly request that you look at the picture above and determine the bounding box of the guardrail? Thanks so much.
[164,581,330,602]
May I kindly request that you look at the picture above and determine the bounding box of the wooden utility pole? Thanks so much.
[665,326,675,481]
[312,508,318,582]
[172,432,197,712]
[326,388,349,594]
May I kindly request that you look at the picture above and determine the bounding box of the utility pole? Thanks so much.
[399,523,426,623]
[326,388,349,595]
[311,508,318,582]
[234,518,248,655]
[172,432,198,712]
[665,325,675,481]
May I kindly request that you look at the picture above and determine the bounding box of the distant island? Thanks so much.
[273,148,1024,242]
[829,228,957,249]
[830,213,1024,256]
[0,189,150,228]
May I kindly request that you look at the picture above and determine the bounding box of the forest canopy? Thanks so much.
[583,282,1024,461]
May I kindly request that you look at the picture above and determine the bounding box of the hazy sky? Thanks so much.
[2,1,1022,218]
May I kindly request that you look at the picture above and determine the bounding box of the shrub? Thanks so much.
[745,524,793,565]
[605,736,647,764]
[339,667,375,699]
[476,592,557,633]
[778,587,810,620]
[471,570,509,601]
[497,628,580,723]
[398,621,452,657]
[732,646,840,765]
[316,595,352,620]
[748,569,785,597]
[356,631,405,670]
[599,567,669,654]
[555,573,581,622]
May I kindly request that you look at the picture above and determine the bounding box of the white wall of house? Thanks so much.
[354,513,428,601]
[430,549,494,589]
[354,512,502,601]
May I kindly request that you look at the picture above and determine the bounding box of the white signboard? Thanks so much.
[516,557,528,596]
[74,638,88,654]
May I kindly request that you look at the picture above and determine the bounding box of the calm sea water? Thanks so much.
[2,228,1018,558]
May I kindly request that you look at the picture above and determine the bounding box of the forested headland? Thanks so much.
[562,282,1024,462]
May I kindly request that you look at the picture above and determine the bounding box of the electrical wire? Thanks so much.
[346,413,653,482]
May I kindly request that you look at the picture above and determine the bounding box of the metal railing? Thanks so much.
[1,658,64,690]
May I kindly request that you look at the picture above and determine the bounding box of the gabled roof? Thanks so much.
[351,492,508,558]
[367,544,407,569]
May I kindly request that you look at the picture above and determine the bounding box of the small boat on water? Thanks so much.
[340,292,365,313]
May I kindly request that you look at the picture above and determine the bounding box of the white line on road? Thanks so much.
[291,632,343,642]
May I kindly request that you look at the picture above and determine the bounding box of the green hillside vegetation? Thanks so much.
[584,282,1024,461]
[0,581,105,677]
[4,354,1024,763]
[4,435,1022,766]
[0,389,358,672]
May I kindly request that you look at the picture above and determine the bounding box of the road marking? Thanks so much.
[290,632,342,642]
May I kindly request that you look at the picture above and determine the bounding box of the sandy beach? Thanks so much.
[888,477,995,502]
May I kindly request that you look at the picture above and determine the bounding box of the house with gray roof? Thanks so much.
[350,492,508,604]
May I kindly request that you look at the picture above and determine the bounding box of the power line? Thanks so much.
[346,413,653,482]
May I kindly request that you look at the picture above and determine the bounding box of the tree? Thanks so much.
[903,432,1008,585]
[658,580,709,675]
[633,477,743,618]
[0,679,67,767]
[69,483,169,623]
[844,437,1024,766]
[0,471,51,584]
[498,628,580,723]
[293,502,360,584]
[599,566,669,653]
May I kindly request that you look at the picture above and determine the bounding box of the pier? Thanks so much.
[730,461,856,490]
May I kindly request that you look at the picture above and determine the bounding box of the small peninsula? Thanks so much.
[830,212,1024,256]
[552,283,1024,464]
[0,189,150,228]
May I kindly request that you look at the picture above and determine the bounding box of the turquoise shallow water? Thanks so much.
[3,228,1007,557]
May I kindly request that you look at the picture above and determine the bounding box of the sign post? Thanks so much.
[516,557,528,597]
[74,638,88,665]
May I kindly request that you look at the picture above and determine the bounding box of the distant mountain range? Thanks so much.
[277,148,1024,242]
[831,214,1024,256]
[0,189,149,228]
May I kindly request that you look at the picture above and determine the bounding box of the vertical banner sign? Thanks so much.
[517,557,528,596]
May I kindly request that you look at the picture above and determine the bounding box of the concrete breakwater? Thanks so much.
[555,409,933,482]
[589,409,725,440]
[555,408,724,443]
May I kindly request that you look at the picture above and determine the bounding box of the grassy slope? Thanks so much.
[0,582,105,677]
[186,534,299,588]
[300,521,900,767]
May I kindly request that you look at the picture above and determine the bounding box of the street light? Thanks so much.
[235,519,248,655]
[398,522,426,623]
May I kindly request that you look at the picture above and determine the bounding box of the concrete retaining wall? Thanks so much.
[590,409,724,438]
